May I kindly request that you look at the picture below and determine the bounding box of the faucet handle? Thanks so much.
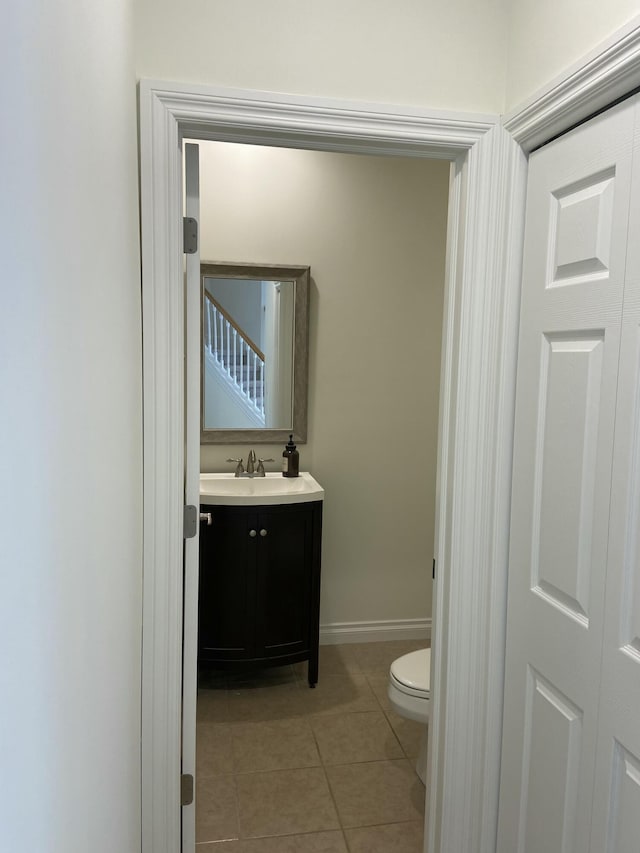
[256,458,274,476]
[226,458,244,476]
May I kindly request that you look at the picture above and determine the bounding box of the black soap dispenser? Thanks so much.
[282,434,299,478]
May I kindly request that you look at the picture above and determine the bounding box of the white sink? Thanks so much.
[200,471,324,506]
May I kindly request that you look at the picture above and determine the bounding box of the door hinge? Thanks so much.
[181,773,194,807]
[432,558,436,580]
[183,504,198,539]
[183,216,198,254]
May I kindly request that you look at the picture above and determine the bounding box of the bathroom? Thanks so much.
[193,138,450,850]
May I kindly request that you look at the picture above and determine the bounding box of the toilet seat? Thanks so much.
[387,647,431,729]
[387,647,431,783]
[389,648,431,699]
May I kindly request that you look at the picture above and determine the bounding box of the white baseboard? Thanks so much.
[319,618,432,645]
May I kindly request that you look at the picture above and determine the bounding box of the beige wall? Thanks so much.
[134,0,640,125]
[505,2,640,110]
[197,142,449,627]
[134,0,508,114]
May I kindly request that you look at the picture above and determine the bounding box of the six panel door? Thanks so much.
[498,97,640,853]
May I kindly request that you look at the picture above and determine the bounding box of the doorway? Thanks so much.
[190,138,449,848]
[139,81,524,853]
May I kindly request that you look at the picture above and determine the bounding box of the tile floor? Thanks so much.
[196,640,429,852]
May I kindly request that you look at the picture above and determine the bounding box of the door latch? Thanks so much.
[181,773,194,806]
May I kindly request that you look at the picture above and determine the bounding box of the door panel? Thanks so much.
[498,99,636,853]
[588,120,640,852]
[519,668,583,853]
[534,332,604,624]
[549,169,615,287]
[198,507,257,659]
[255,505,313,657]
[603,743,640,853]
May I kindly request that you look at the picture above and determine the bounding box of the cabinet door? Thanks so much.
[254,504,315,659]
[198,506,258,661]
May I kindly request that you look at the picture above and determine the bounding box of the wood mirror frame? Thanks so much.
[200,261,310,444]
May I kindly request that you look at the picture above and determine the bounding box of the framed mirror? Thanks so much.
[201,262,310,444]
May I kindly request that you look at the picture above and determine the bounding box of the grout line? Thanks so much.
[322,749,346,833]
[342,826,353,853]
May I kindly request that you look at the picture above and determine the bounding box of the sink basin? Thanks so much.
[200,471,324,506]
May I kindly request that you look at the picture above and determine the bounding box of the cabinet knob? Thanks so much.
[199,512,212,526]
[260,528,268,537]
[249,529,257,538]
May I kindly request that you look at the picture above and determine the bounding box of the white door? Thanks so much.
[498,98,640,852]
[588,128,640,852]
[182,141,201,853]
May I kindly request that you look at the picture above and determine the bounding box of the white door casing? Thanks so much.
[139,81,526,853]
[182,142,201,852]
[498,95,640,853]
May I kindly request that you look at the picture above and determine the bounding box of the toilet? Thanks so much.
[388,647,431,784]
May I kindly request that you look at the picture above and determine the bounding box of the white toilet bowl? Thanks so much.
[388,647,430,784]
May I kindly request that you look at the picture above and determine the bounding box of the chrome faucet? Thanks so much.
[227,451,274,477]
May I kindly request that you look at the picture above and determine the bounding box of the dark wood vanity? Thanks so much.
[198,499,323,686]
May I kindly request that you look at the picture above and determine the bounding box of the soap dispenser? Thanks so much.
[282,434,299,478]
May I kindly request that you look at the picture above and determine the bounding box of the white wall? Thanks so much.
[505,2,640,110]
[134,0,508,114]
[1,4,142,851]
[197,142,449,628]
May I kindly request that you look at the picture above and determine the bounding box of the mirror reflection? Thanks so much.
[201,263,310,444]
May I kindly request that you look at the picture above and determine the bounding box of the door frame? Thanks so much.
[139,80,526,853]
[134,18,640,853]
[139,32,640,840]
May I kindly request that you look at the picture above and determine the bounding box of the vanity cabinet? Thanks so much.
[198,500,323,686]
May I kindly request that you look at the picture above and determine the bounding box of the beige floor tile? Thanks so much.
[195,774,239,843]
[310,710,404,765]
[348,641,429,677]
[290,831,349,852]
[385,710,426,759]
[227,681,304,723]
[197,722,235,776]
[199,831,348,852]
[298,674,379,717]
[236,767,339,838]
[197,687,230,723]
[231,718,320,772]
[326,759,425,828]
[294,645,361,680]
[345,821,424,852]
[366,674,393,711]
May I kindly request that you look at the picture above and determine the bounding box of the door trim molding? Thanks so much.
[138,80,525,853]
[504,15,640,153]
